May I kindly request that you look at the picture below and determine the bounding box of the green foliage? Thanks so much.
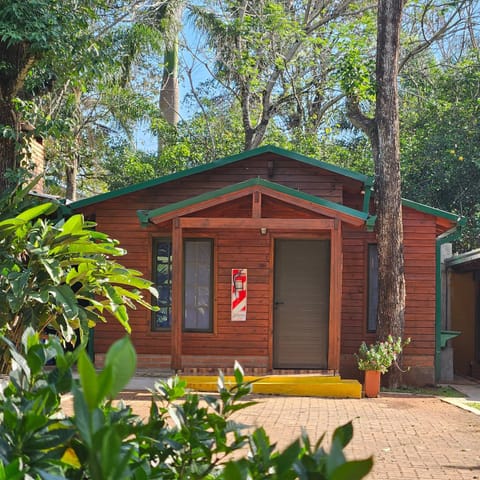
[0,173,157,368]
[190,0,373,149]
[28,19,161,198]
[0,0,96,54]
[224,422,373,480]
[336,47,375,102]
[99,143,161,191]
[0,328,77,478]
[0,333,373,479]
[400,53,480,250]
[103,97,247,189]
[3,0,478,220]
[355,336,410,374]
[0,169,45,219]
[0,0,163,198]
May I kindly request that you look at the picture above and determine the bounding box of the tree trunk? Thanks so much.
[159,46,180,127]
[375,0,405,343]
[346,1,406,387]
[0,41,36,193]
[65,89,82,201]
[0,100,19,192]
[244,121,268,151]
[375,0,406,387]
[158,2,182,155]
[65,154,78,201]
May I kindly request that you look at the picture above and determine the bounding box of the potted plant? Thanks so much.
[355,336,410,398]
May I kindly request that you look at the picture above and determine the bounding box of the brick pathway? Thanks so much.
[63,392,480,479]
[231,395,480,479]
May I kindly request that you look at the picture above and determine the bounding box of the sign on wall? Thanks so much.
[231,269,247,321]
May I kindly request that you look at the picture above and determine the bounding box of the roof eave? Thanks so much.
[402,197,463,227]
[139,177,371,228]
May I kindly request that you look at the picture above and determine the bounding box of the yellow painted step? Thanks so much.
[180,376,362,399]
[180,375,343,384]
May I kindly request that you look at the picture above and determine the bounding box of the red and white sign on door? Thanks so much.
[231,269,247,321]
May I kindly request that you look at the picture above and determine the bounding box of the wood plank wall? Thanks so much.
[85,155,352,360]
[339,206,437,383]
[80,155,438,382]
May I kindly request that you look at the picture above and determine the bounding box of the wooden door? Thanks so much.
[273,239,330,368]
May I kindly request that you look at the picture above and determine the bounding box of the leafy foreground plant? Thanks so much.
[0,330,373,479]
[0,174,157,372]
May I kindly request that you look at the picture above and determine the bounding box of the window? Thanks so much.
[367,243,379,333]
[153,239,173,330]
[184,239,213,332]
[152,238,213,332]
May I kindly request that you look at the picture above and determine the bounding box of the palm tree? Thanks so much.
[157,1,184,128]
[142,0,185,156]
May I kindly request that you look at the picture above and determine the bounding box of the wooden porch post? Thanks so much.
[328,220,343,371]
[171,218,183,370]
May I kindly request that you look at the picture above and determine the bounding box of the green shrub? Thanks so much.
[0,173,157,372]
[355,336,410,374]
[0,330,373,479]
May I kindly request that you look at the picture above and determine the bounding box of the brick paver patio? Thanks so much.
[115,393,480,479]
[232,395,480,479]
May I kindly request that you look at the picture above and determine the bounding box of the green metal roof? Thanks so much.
[69,145,373,210]
[137,177,372,226]
[66,143,462,229]
[401,198,465,225]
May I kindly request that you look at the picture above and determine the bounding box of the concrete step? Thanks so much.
[180,375,362,399]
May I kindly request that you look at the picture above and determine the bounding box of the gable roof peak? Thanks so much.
[69,145,372,210]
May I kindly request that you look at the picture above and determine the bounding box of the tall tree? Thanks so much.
[0,0,98,192]
[138,0,185,154]
[37,23,159,200]
[346,0,406,377]
[342,1,475,370]
[373,0,405,346]
[3,0,161,200]
[157,1,184,129]
[192,0,370,150]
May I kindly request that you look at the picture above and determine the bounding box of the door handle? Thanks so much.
[274,301,284,306]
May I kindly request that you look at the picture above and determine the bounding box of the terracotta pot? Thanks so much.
[364,370,381,398]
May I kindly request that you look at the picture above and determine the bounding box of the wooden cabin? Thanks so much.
[68,146,462,385]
